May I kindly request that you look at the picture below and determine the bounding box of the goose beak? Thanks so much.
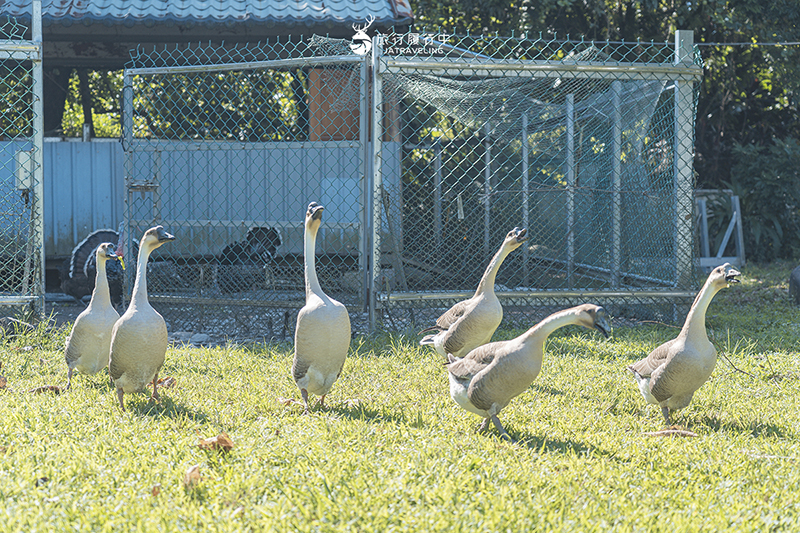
[594,309,611,338]
[725,267,740,283]
[514,227,528,244]
[309,203,324,221]
[156,227,175,243]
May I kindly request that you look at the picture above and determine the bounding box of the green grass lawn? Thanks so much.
[1,261,799,531]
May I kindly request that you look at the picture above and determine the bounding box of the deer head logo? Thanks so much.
[350,15,375,55]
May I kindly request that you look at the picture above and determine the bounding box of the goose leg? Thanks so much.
[150,372,161,403]
[116,387,125,410]
[490,415,512,441]
[318,394,327,410]
[65,368,73,390]
[301,388,310,414]
[660,405,671,426]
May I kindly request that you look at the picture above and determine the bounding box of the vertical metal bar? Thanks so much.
[674,30,695,288]
[483,123,491,256]
[565,93,575,288]
[611,81,622,288]
[732,195,745,265]
[31,0,44,315]
[521,114,530,286]
[433,140,442,249]
[122,69,134,303]
[359,56,369,313]
[369,35,384,330]
[698,197,710,258]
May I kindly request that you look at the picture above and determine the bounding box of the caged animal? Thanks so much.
[218,226,282,293]
[60,223,125,307]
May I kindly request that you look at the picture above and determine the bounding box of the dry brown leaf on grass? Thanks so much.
[28,385,62,395]
[198,432,235,453]
[644,428,699,438]
[156,376,176,389]
[183,464,201,488]
[0,375,6,389]
[151,483,162,496]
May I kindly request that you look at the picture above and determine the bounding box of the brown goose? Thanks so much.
[108,226,175,410]
[447,304,610,440]
[292,202,351,412]
[64,242,123,389]
[419,227,528,359]
[629,263,740,425]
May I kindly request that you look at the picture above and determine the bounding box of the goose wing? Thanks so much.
[446,342,499,382]
[629,338,676,377]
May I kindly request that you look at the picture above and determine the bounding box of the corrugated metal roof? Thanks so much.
[1,0,413,28]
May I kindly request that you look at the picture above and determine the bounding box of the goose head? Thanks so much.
[140,225,175,253]
[95,242,121,263]
[305,202,325,233]
[574,304,612,338]
[502,227,528,252]
[708,262,741,289]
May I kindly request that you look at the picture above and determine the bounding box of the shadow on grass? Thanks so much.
[692,414,789,438]
[531,383,565,396]
[314,401,424,428]
[127,395,208,422]
[501,428,619,459]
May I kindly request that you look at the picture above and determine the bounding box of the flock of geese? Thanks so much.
[63,201,741,438]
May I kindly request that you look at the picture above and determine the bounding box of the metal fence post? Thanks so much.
[521,114,530,287]
[565,93,575,288]
[611,81,622,288]
[31,0,44,316]
[370,35,384,330]
[674,30,695,289]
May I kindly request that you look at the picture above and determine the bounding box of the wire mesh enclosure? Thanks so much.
[374,31,703,326]
[0,7,44,318]
[122,30,702,337]
[123,39,368,339]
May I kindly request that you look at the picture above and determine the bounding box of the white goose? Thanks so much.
[447,304,610,440]
[629,263,740,426]
[64,242,123,389]
[419,227,528,359]
[292,202,351,412]
[108,226,175,410]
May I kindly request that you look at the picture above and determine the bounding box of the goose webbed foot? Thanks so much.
[490,415,513,442]
[477,418,490,433]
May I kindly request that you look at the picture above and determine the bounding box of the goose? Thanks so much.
[64,242,123,389]
[291,202,351,412]
[419,227,528,359]
[628,263,740,426]
[447,304,610,440]
[108,226,175,410]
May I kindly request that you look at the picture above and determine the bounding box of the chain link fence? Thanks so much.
[123,38,368,340]
[375,31,702,328]
[122,30,702,338]
[0,6,44,320]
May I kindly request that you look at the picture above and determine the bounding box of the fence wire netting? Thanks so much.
[375,32,702,328]
[123,31,702,339]
[124,38,366,340]
[0,14,43,319]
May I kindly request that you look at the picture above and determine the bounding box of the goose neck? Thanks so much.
[304,225,323,298]
[130,243,151,305]
[520,308,580,353]
[681,278,719,340]
[475,245,511,296]
[91,257,111,308]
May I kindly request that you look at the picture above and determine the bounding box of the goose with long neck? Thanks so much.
[419,227,528,359]
[447,304,610,440]
[629,263,740,426]
[292,202,351,412]
[64,242,122,389]
[108,226,175,410]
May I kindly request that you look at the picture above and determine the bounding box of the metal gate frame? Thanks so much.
[0,0,44,316]
[122,52,372,331]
